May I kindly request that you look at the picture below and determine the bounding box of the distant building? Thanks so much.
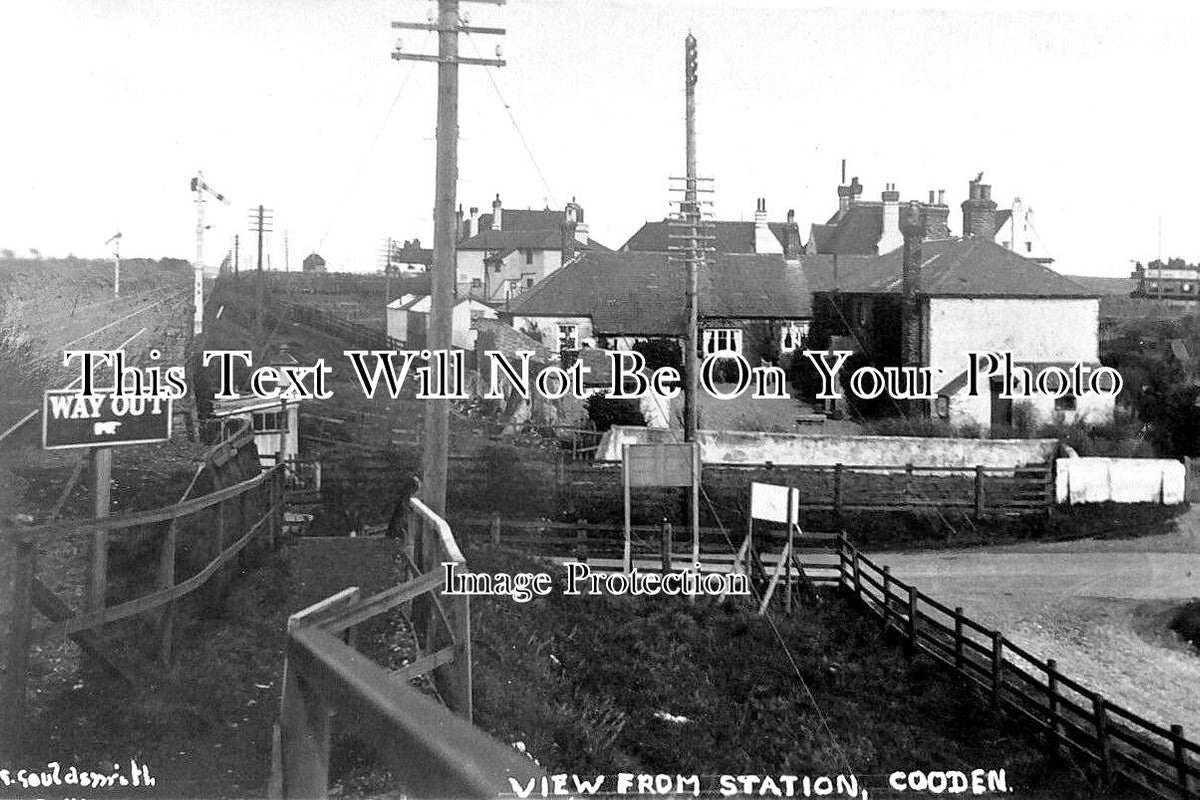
[1131,258,1200,307]
[455,194,610,304]
[302,252,327,272]
[622,198,803,257]
[387,293,497,350]
[386,239,432,274]
[209,348,304,471]
[806,174,1052,264]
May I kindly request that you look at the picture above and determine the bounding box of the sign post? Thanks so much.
[43,388,173,614]
[623,443,698,577]
[88,447,112,612]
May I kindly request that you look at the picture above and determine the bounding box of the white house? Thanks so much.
[387,294,497,350]
[813,234,1114,433]
[455,195,603,304]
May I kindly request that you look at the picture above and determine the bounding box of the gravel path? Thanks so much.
[870,510,1200,732]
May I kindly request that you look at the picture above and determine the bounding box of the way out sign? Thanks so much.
[43,389,172,450]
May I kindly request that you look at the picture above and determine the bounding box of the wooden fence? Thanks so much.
[0,420,286,759]
[834,536,1200,800]
[269,498,542,799]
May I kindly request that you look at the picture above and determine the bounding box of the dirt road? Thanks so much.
[870,510,1200,732]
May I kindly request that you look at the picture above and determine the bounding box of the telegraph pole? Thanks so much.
[249,204,274,344]
[233,233,240,282]
[668,34,712,577]
[382,236,395,303]
[393,0,505,516]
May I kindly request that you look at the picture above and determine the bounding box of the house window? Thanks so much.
[493,262,502,272]
[251,410,286,433]
[470,278,482,288]
[703,328,743,356]
[526,277,535,288]
[558,324,580,351]
[1025,242,1033,253]
[779,322,809,353]
[524,249,534,265]
[935,395,950,419]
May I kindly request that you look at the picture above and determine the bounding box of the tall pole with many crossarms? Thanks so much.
[392,0,505,517]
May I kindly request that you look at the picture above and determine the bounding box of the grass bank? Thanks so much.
[469,547,1139,798]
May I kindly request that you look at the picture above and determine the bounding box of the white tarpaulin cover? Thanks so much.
[1056,458,1185,505]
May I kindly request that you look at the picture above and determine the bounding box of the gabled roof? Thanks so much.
[621,219,797,253]
[459,229,564,251]
[808,203,886,255]
[471,317,555,363]
[829,238,1096,298]
[507,251,812,336]
[479,208,564,232]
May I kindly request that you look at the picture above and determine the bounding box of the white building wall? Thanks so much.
[509,315,594,350]
[929,297,1111,430]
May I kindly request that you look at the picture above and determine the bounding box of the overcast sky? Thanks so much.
[1,0,1196,277]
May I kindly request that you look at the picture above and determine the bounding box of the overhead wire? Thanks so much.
[461,24,558,208]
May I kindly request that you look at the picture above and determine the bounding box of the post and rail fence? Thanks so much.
[1,419,285,759]
[269,497,542,799]
[834,534,1199,800]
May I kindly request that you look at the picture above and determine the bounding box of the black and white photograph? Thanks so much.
[2,1,1199,798]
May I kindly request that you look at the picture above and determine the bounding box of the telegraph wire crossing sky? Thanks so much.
[0,1,1196,278]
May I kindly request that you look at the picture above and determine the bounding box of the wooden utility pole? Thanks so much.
[670,34,710,576]
[233,233,240,281]
[393,0,505,516]
[249,204,274,345]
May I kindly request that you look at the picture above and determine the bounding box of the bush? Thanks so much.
[584,392,645,431]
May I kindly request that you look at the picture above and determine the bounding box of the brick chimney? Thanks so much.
[961,174,998,239]
[848,176,863,205]
[492,193,503,232]
[877,183,902,253]
[783,209,803,259]
[456,204,464,238]
[900,202,924,373]
[922,189,951,241]
[754,198,782,254]
[468,207,480,238]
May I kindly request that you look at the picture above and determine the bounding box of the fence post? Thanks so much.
[1046,659,1061,757]
[1171,724,1189,795]
[833,463,844,522]
[278,646,331,798]
[1093,696,1112,787]
[159,517,178,666]
[881,566,892,634]
[489,512,501,547]
[904,463,914,504]
[660,520,672,575]
[576,519,589,564]
[852,549,862,599]
[991,632,1004,707]
[905,584,918,657]
[954,607,964,671]
[974,465,985,519]
[1,530,35,760]
[452,594,473,723]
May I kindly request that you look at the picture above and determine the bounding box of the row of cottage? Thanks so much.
[386,173,1113,433]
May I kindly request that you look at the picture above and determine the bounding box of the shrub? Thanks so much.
[585,392,645,431]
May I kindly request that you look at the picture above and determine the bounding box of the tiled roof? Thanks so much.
[620,219,798,253]
[459,229,564,251]
[830,238,1096,298]
[807,203,885,255]
[478,208,564,232]
[471,317,555,363]
[508,250,812,336]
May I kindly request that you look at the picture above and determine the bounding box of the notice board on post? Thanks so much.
[622,442,700,574]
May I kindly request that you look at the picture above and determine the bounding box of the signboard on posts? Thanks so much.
[622,442,700,575]
[42,389,172,450]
